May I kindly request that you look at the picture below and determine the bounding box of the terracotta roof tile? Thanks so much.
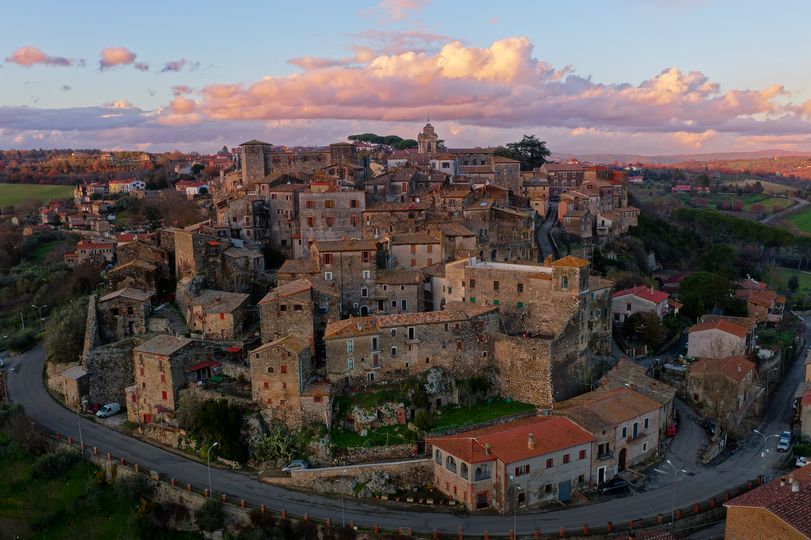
[688,319,750,338]
[689,355,755,384]
[613,285,669,304]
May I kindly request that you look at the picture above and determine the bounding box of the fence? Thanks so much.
[49,430,761,539]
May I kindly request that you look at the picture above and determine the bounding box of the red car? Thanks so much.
[665,424,677,437]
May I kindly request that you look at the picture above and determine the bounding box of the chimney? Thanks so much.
[528,433,536,450]
[780,477,786,487]
[792,480,800,493]
[484,443,491,455]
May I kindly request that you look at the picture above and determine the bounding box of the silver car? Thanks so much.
[777,431,792,452]
[96,403,121,418]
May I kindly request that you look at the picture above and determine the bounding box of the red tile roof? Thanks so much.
[612,285,669,304]
[725,464,811,536]
[429,416,592,466]
[688,319,750,338]
[689,356,755,384]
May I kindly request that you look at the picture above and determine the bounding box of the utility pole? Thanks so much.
[20,312,25,331]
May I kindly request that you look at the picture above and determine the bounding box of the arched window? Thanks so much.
[460,462,469,480]
[561,275,569,289]
[445,455,457,474]
[434,449,442,464]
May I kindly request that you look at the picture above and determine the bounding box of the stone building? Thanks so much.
[258,277,340,360]
[215,195,270,247]
[276,259,319,284]
[686,355,757,429]
[107,260,158,292]
[462,205,536,262]
[365,168,417,203]
[417,122,440,154]
[296,184,366,258]
[599,358,676,436]
[310,239,381,315]
[387,231,441,270]
[324,302,499,386]
[116,240,171,287]
[540,163,585,198]
[263,182,307,258]
[372,269,425,314]
[555,387,662,486]
[249,335,331,428]
[239,139,273,188]
[491,155,521,190]
[611,285,673,324]
[187,289,249,340]
[427,416,593,512]
[126,335,196,424]
[443,256,612,407]
[96,288,153,342]
[84,337,140,407]
[174,229,265,293]
[362,201,427,239]
[427,222,477,263]
[522,179,550,218]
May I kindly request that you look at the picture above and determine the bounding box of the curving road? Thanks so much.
[4,329,805,536]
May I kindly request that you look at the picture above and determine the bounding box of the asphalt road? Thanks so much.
[4,322,806,535]
[534,202,558,261]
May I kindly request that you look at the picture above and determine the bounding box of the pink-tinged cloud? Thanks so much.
[365,0,431,21]
[5,46,77,67]
[160,59,199,73]
[99,47,137,69]
[172,85,194,96]
[172,36,804,150]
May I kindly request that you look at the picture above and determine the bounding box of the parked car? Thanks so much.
[281,459,310,473]
[96,403,121,418]
[665,424,677,437]
[796,456,808,467]
[598,477,630,496]
[777,431,792,452]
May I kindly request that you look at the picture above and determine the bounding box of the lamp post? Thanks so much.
[753,429,781,482]
[31,304,46,331]
[509,475,522,538]
[341,468,348,527]
[655,459,687,528]
[76,400,85,460]
[207,442,219,495]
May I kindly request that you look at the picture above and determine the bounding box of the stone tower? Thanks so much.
[417,121,439,154]
[239,140,272,188]
[550,255,590,294]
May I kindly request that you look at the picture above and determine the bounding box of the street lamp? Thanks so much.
[341,468,348,527]
[509,475,522,538]
[753,429,781,482]
[206,442,219,495]
[31,304,46,331]
[655,459,687,528]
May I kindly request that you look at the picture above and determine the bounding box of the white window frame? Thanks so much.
[362,270,371,279]
[324,271,333,281]
[347,339,354,353]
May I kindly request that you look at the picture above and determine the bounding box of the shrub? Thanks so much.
[31,449,81,480]
[794,442,811,457]
[7,328,37,353]
[412,408,434,432]
[196,498,225,532]
[112,475,155,505]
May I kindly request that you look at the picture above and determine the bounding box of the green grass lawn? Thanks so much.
[26,240,65,264]
[0,184,74,207]
[331,423,419,449]
[788,205,811,234]
[675,193,794,212]
[430,398,536,432]
[764,267,811,293]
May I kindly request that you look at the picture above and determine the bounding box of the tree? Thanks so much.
[191,163,205,177]
[250,421,299,464]
[789,275,800,291]
[678,272,732,320]
[44,298,88,363]
[181,399,248,463]
[497,135,551,170]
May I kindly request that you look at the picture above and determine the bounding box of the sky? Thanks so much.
[3,0,811,155]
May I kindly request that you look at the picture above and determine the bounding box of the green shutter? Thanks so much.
[469,296,476,303]
[493,299,500,305]
[517,302,524,309]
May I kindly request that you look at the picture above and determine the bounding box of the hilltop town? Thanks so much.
[2,122,811,539]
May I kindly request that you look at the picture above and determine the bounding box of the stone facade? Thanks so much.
[258,277,340,360]
[96,288,153,342]
[362,202,427,239]
[215,195,270,247]
[388,232,441,270]
[310,239,380,316]
[187,289,249,340]
[372,269,424,314]
[126,335,197,424]
[296,186,365,258]
[116,240,171,287]
[249,336,332,428]
[107,260,158,292]
[85,337,140,407]
[324,303,499,386]
[262,182,306,258]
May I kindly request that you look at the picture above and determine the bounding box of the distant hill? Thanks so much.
[551,149,811,165]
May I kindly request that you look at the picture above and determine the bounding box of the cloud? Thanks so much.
[6,46,78,67]
[672,129,718,148]
[159,59,200,73]
[99,47,138,69]
[172,85,194,96]
[364,0,431,21]
[60,84,72,92]
[134,62,150,72]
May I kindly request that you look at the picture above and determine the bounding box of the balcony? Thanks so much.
[596,451,613,461]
